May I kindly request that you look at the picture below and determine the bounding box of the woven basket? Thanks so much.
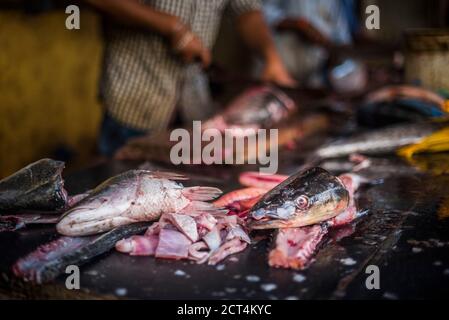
[405,29,449,91]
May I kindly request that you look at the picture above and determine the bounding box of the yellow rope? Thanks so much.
[397,127,449,159]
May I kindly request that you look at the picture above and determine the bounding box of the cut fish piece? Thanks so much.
[13,222,150,283]
[115,234,159,256]
[268,225,328,270]
[208,238,248,265]
[0,158,68,212]
[203,227,222,251]
[155,228,192,260]
[163,213,199,242]
[189,241,210,263]
[226,225,251,244]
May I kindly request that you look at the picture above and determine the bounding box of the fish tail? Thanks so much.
[182,186,222,201]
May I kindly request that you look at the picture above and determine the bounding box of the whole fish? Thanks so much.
[248,167,350,229]
[202,86,296,133]
[56,170,223,236]
[13,222,150,284]
[0,159,68,213]
[314,121,445,159]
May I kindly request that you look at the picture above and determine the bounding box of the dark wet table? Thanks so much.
[1,157,449,299]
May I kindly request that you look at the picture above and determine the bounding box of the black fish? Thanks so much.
[0,159,68,213]
[248,167,349,229]
[12,222,150,284]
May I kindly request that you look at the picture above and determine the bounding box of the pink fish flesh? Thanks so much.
[116,212,250,265]
[268,225,328,270]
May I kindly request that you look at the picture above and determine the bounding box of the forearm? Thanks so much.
[236,11,279,63]
[277,17,331,47]
[85,0,178,38]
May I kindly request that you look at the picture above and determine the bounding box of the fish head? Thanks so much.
[248,167,349,229]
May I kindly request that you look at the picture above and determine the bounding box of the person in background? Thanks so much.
[261,0,359,87]
[85,0,296,157]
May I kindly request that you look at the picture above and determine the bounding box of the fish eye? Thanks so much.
[295,195,310,210]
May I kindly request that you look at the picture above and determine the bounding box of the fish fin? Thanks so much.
[183,201,229,215]
[182,187,222,201]
[146,171,189,181]
[354,209,370,220]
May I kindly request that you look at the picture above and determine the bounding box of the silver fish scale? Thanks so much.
[316,122,441,159]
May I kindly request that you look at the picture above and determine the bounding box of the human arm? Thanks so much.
[236,10,297,87]
[85,0,211,66]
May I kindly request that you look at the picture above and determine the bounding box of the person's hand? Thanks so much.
[261,57,298,88]
[168,18,211,68]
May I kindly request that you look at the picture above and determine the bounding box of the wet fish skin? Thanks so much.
[0,159,67,213]
[0,214,59,232]
[314,121,444,159]
[57,170,223,236]
[13,222,151,284]
[0,193,90,233]
[267,171,366,270]
[248,168,349,229]
[203,86,296,131]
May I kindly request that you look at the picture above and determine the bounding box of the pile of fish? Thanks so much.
[55,168,250,265]
[6,83,449,288]
[3,159,239,282]
[116,213,250,265]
